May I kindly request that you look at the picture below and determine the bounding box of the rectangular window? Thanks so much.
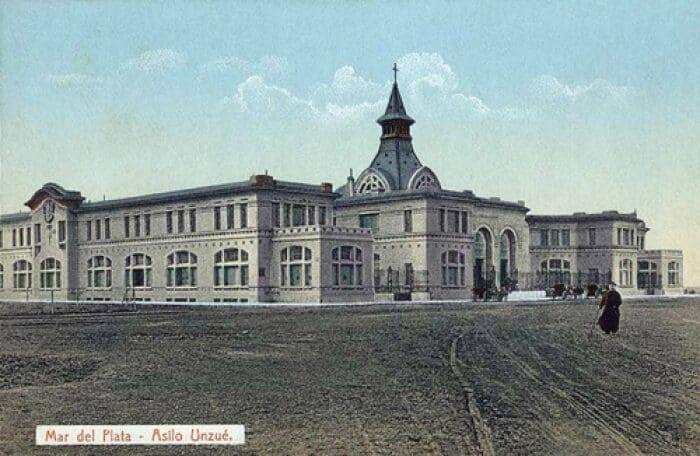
[283,203,291,227]
[177,210,185,233]
[461,211,468,234]
[307,206,316,225]
[12,229,16,247]
[405,263,414,286]
[359,213,379,234]
[34,224,40,244]
[166,211,173,234]
[95,219,101,240]
[58,220,66,243]
[86,220,92,241]
[561,229,570,246]
[439,209,445,232]
[189,208,197,232]
[124,216,130,238]
[26,227,31,246]
[144,214,151,236]
[239,204,248,228]
[623,228,630,246]
[19,228,23,246]
[404,210,413,232]
[617,228,622,245]
[540,229,548,246]
[448,210,460,233]
[292,205,306,226]
[290,264,302,286]
[214,206,221,230]
[104,218,110,239]
[134,215,141,237]
[640,237,645,250]
[319,207,327,225]
[272,202,280,227]
[0,230,3,248]
[226,204,234,229]
[631,229,635,245]
[588,228,596,246]
[550,229,559,246]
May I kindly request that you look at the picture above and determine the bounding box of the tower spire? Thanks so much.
[393,62,398,84]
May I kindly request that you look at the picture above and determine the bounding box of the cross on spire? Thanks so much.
[392,62,398,84]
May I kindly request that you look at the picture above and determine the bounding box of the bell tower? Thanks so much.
[377,63,415,140]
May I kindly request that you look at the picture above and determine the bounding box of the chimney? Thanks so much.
[250,174,274,187]
[320,182,333,193]
[346,168,355,196]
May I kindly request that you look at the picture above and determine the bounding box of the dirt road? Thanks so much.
[0,298,698,455]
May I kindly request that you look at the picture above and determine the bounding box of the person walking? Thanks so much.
[598,282,622,334]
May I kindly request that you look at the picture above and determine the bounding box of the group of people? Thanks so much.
[597,283,623,334]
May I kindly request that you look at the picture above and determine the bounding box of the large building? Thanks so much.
[0,78,684,303]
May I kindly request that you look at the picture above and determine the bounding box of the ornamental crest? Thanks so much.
[43,199,55,223]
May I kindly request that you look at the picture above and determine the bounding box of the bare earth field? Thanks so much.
[0,298,698,455]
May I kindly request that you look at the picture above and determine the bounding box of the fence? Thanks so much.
[373,268,430,293]
[513,270,614,291]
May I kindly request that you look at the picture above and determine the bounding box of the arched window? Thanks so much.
[166,251,197,288]
[214,248,249,288]
[637,261,658,288]
[408,167,441,191]
[357,174,387,194]
[473,232,485,259]
[281,246,312,287]
[499,230,517,286]
[332,246,363,287]
[40,258,61,290]
[87,256,112,289]
[619,259,633,287]
[125,253,152,288]
[13,260,32,289]
[442,250,466,287]
[540,259,571,286]
[668,261,680,286]
[373,254,381,287]
[414,173,437,190]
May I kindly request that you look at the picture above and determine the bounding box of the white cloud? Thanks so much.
[220,75,385,124]
[217,54,500,124]
[201,55,290,77]
[325,100,386,122]
[257,55,291,76]
[123,49,187,72]
[530,75,632,103]
[220,75,320,118]
[397,52,459,96]
[392,52,505,119]
[46,73,103,88]
[313,66,387,105]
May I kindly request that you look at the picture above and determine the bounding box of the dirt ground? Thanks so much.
[0,298,698,455]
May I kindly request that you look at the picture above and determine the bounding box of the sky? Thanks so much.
[1,1,699,284]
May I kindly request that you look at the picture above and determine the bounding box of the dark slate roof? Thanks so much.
[526,211,642,223]
[77,179,335,212]
[25,182,84,207]
[371,137,422,190]
[376,83,415,124]
[0,212,31,223]
[335,188,529,212]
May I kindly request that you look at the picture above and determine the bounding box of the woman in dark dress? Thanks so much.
[598,283,622,334]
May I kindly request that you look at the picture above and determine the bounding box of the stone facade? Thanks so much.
[0,80,684,302]
[527,212,684,294]
[0,179,373,303]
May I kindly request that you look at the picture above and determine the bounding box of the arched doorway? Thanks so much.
[473,227,494,289]
[500,229,517,287]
